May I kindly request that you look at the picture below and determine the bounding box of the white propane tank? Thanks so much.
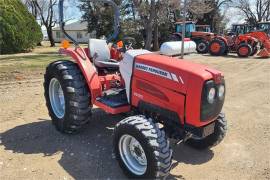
[160,40,197,56]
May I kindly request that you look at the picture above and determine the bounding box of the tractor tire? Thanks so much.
[185,113,227,150]
[237,44,252,57]
[114,115,172,179]
[196,40,209,54]
[209,39,226,56]
[44,60,91,134]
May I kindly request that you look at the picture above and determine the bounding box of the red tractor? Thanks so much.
[44,0,227,178]
[172,21,216,54]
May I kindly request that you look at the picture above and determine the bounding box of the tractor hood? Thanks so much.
[134,54,223,94]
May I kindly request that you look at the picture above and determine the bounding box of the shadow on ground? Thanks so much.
[0,109,213,179]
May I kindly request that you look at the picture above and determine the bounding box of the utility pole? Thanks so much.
[180,0,187,59]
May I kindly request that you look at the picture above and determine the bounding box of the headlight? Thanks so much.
[218,85,225,99]
[201,80,225,121]
[207,87,216,104]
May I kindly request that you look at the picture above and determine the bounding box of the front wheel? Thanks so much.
[186,113,227,149]
[209,39,227,56]
[114,116,172,179]
[237,44,252,57]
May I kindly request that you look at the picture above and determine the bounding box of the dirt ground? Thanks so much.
[0,51,269,180]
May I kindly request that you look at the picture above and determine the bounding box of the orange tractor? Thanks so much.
[246,31,270,57]
[173,21,270,57]
[208,30,270,57]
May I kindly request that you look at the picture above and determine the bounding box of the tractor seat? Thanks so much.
[89,39,119,69]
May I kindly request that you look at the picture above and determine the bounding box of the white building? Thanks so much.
[52,21,95,43]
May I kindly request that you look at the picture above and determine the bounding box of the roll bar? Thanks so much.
[58,0,120,44]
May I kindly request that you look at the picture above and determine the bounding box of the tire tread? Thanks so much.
[44,60,91,134]
[114,116,172,179]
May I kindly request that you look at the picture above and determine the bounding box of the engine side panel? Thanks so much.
[133,55,192,94]
[131,77,186,124]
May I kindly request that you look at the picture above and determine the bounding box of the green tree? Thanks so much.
[187,0,232,33]
[122,0,180,50]
[234,0,270,26]
[79,0,121,39]
[0,0,43,54]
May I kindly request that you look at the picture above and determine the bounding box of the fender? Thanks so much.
[59,47,102,102]
[173,32,182,38]
[215,36,229,46]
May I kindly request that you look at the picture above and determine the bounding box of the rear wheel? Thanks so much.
[237,43,252,57]
[114,116,172,179]
[44,60,92,134]
[209,39,226,56]
[196,40,209,54]
[186,113,227,149]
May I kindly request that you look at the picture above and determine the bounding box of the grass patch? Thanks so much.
[0,54,69,69]
[0,45,73,81]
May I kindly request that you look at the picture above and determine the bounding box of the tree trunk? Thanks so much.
[145,25,153,50]
[144,0,156,50]
[47,27,55,47]
[153,23,159,51]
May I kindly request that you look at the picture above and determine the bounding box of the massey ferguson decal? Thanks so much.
[135,63,184,84]
[135,63,172,79]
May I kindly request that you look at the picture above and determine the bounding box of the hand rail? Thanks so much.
[58,0,120,44]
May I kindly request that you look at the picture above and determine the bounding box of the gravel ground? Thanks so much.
[0,53,269,180]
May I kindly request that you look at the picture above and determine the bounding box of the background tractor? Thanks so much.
[44,0,227,178]
[228,22,270,36]
[228,23,252,35]
[208,30,270,57]
[171,21,216,54]
[245,31,270,57]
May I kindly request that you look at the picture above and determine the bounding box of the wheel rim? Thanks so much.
[49,78,65,118]
[119,134,147,175]
[211,42,221,53]
[239,46,249,56]
[198,43,206,51]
